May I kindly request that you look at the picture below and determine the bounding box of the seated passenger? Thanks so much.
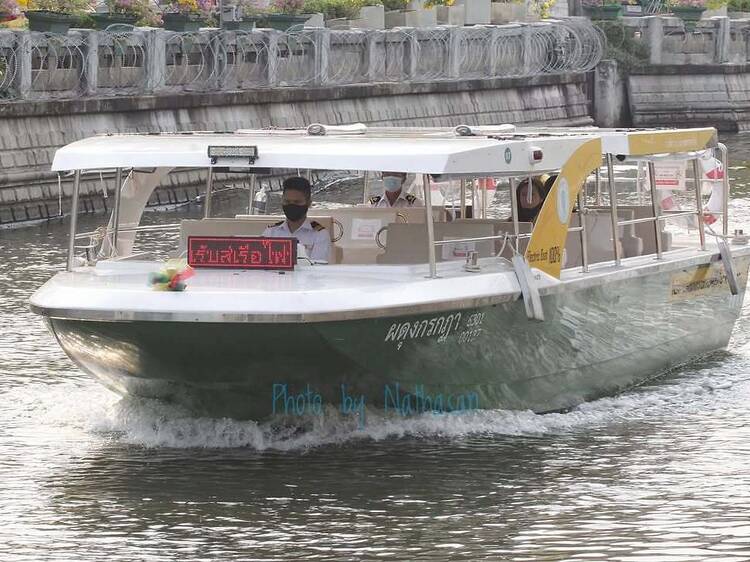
[263,177,331,263]
[369,171,423,208]
[516,177,547,223]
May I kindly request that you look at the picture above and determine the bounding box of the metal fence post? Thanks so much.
[312,28,329,86]
[446,26,460,80]
[266,29,280,87]
[364,29,381,82]
[404,27,418,80]
[83,30,99,97]
[644,16,663,65]
[145,28,166,93]
[714,16,730,64]
[521,24,533,76]
[16,30,32,99]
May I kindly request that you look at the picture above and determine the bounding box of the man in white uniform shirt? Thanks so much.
[263,177,331,263]
[369,171,424,208]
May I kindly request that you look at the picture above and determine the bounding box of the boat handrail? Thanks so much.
[616,210,699,228]
[74,223,182,240]
[432,232,532,246]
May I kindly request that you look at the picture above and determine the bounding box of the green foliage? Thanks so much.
[595,20,650,70]
[302,0,364,18]
[728,0,749,10]
[529,0,556,18]
[424,0,453,7]
[382,0,406,10]
[27,0,91,15]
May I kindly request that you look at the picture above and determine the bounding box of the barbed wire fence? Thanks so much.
[0,19,605,102]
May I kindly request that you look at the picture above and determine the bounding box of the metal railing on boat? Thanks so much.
[420,143,730,279]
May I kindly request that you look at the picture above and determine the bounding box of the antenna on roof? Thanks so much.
[306,123,368,136]
[454,124,516,137]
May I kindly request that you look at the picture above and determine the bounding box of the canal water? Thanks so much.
[2,136,750,561]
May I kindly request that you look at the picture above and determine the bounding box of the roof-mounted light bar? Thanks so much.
[208,145,258,165]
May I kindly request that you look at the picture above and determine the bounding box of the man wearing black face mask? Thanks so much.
[262,177,331,263]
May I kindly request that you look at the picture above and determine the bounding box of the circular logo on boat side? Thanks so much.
[556,177,570,224]
[504,148,512,164]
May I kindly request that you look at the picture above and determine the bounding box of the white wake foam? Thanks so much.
[4,361,750,452]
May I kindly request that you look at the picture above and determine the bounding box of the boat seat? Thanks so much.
[307,206,445,264]
[564,209,643,268]
[454,219,533,258]
[376,222,495,265]
[586,205,672,256]
[178,216,342,264]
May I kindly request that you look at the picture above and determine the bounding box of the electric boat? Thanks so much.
[29,124,750,420]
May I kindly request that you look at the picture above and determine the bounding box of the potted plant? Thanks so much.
[728,0,750,17]
[302,0,360,20]
[582,0,622,19]
[382,0,407,27]
[258,0,309,29]
[160,0,215,31]
[0,0,20,23]
[622,0,643,15]
[25,0,92,33]
[670,0,706,30]
[490,0,525,23]
[91,0,150,29]
[223,0,263,30]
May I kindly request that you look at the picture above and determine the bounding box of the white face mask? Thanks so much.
[383,176,403,192]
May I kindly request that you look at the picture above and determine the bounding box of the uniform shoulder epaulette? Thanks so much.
[405,194,417,204]
[369,195,381,204]
[310,220,326,231]
[269,220,284,227]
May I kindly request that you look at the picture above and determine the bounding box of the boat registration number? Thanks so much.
[187,236,297,270]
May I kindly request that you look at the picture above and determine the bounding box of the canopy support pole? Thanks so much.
[67,170,81,272]
[362,171,370,205]
[460,179,466,219]
[692,158,706,251]
[509,178,520,254]
[423,174,437,278]
[204,167,214,218]
[248,174,257,215]
[718,142,729,237]
[606,154,622,266]
[648,161,663,260]
[578,190,589,273]
[111,167,122,258]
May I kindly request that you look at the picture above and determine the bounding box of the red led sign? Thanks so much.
[187,236,297,270]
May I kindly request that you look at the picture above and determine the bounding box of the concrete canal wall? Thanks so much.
[0,23,600,227]
[597,16,750,131]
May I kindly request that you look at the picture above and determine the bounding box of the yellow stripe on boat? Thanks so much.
[627,128,717,156]
[525,138,603,278]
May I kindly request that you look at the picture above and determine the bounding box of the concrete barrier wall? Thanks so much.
[0,23,603,101]
[0,72,592,228]
[597,17,750,130]
[628,64,750,131]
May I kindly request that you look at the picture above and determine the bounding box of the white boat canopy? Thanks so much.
[51,130,605,176]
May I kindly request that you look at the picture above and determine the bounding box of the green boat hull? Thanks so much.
[45,258,749,421]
